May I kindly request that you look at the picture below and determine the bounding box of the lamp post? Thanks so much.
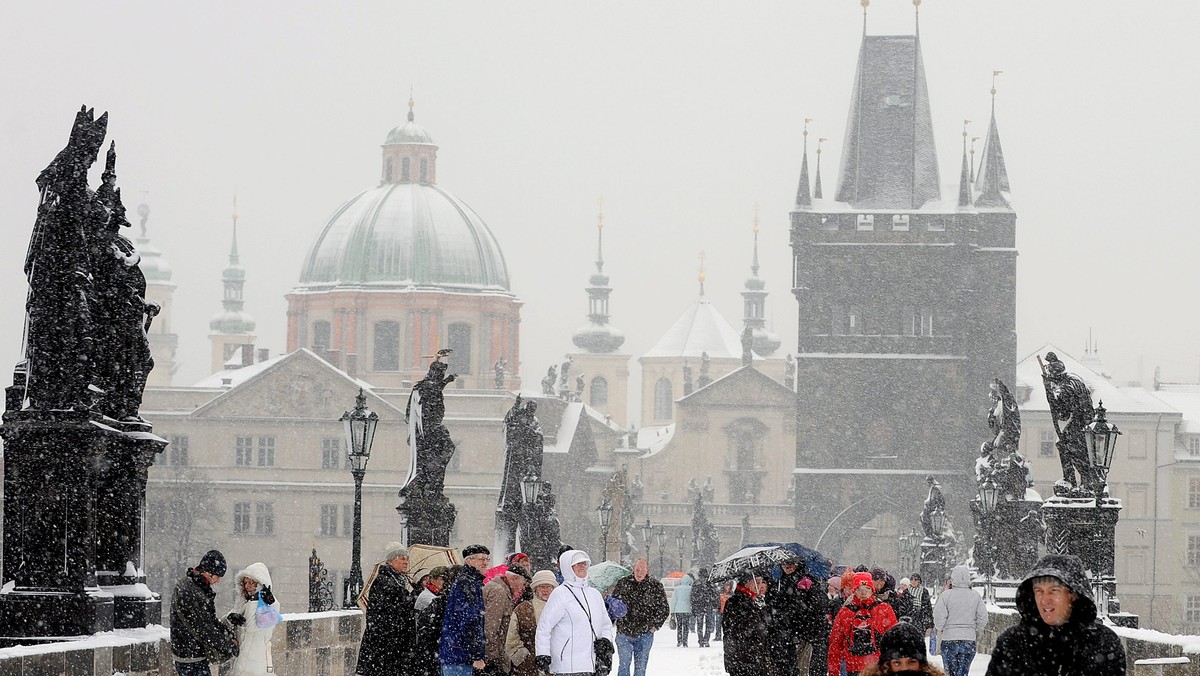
[898,531,912,574]
[597,500,613,562]
[340,388,379,609]
[977,478,1000,603]
[930,505,948,589]
[656,525,667,578]
[520,470,543,554]
[1084,401,1121,618]
[675,530,686,572]
[640,518,653,561]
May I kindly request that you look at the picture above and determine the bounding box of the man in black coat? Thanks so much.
[723,570,776,676]
[609,559,670,676]
[356,543,417,676]
[986,554,1125,676]
[690,568,720,648]
[905,573,934,635]
[768,561,819,675]
[170,550,238,676]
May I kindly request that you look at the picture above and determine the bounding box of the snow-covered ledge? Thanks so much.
[0,609,363,676]
[979,607,1200,676]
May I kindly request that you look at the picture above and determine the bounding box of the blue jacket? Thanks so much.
[670,575,693,614]
[438,565,486,665]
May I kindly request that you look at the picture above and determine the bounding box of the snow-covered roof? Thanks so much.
[193,352,287,387]
[635,424,675,457]
[642,296,746,359]
[544,402,583,454]
[1015,344,1175,415]
[1147,387,1200,434]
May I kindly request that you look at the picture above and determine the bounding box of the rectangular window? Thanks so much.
[146,500,166,533]
[256,503,275,536]
[1126,486,1148,519]
[374,321,401,371]
[1191,478,1200,509]
[447,322,473,375]
[856,214,874,231]
[911,309,934,337]
[233,502,251,534]
[846,307,862,335]
[322,438,342,469]
[1188,536,1200,567]
[1127,430,1147,459]
[235,436,254,466]
[891,215,910,231]
[1039,430,1056,458]
[320,505,339,537]
[1188,596,1200,624]
[1126,551,1147,584]
[257,436,275,467]
[1189,437,1200,457]
[343,504,353,538]
[169,435,189,466]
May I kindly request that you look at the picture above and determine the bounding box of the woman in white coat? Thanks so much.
[535,550,615,675]
[226,562,281,676]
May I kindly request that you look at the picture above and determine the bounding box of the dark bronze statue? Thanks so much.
[494,359,506,390]
[682,359,694,396]
[920,476,945,541]
[541,365,557,397]
[740,325,754,366]
[402,358,457,497]
[494,395,543,558]
[1039,352,1098,495]
[691,493,720,568]
[697,351,712,388]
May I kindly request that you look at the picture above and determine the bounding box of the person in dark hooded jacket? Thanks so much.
[723,570,777,676]
[985,554,1125,676]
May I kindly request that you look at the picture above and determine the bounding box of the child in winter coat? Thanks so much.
[225,562,281,676]
[828,572,899,676]
[861,623,946,676]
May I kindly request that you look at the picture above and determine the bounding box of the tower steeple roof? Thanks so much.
[795,118,813,207]
[813,137,826,200]
[572,204,625,353]
[210,196,256,334]
[975,76,1012,208]
[958,120,973,208]
[742,208,780,357]
[834,29,941,209]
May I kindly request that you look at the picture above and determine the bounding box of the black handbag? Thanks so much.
[568,587,614,676]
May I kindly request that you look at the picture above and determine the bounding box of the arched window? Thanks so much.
[311,321,331,351]
[401,157,411,182]
[419,158,429,182]
[447,322,472,374]
[385,158,393,182]
[373,321,400,371]
[653,378,673,421]
[590,376,609,407]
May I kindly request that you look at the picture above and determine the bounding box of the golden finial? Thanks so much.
[232,193,239,225]
[962,119,971,138]
[861,0,869,9]
[753,204,761,235]
[991,70,1003,97]
[913,0,921,8]
[817,137,827,155]
[803,117,813,138]
[597,197,605,231]
[698,250,706,283]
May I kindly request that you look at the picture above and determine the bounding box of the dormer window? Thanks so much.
[856,214,874,231]
[892,215,910,231]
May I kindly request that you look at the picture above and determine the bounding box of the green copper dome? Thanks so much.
[298,183,510,290]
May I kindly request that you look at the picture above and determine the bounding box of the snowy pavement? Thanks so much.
[638,625,991,675]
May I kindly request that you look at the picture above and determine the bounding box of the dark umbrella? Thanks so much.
[745,541,833,581]
[709,545,794,582]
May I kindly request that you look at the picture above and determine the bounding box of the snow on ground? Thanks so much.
[639,625,991,676]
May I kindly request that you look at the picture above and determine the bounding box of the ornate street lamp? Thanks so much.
[640,518,652,547]
[597,500,613,561]
[340,388,379,608]
[520,471,543,506]
[930,506,946,538]
[1084,401,1122,494]
[977,479,999,602]
[675,530,686,572]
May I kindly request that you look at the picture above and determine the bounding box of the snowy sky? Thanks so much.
[1,1,1197,397]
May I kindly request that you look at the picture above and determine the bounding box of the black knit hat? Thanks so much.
[196,550,227,577]
[878,623,926,664]
[461,544,490,559]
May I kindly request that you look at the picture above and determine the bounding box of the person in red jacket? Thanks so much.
[828,572,899,676]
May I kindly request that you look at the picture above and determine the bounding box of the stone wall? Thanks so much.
[0,610,363,676]
[980,608,1200,675]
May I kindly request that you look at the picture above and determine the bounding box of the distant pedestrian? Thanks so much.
[415,566,462,676]
[827,571,898,676]
[986,554,1125,676]
[905,574,933,636]
[861,623,946,676]
[505,570,557,676]
[932,565,986,676]
[610,558,670,676]
[722,570,776,676]
[691,568,720,648]
[440,544,491,676]
[767,559,808,675]
[357,542,416,676]
[669,572,695,646]
[226,562,280,676]
[535,550,615,676]
[170,550,237,676]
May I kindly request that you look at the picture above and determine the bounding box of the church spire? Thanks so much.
[697,250,706,297]
[795,118,812,207]
[975,71,1012,208]
[813,137,826,199]
[958,120,973,208]
[571,201,625,353]
[742,207,780,357]
[209,195,257,373]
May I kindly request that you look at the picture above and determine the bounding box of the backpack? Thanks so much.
[847,603,879,657]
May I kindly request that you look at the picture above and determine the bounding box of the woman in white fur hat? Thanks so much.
[226,562,281,676]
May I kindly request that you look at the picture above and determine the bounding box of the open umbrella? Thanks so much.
[709,545,794,582]
[588,560,631,593]
[745,542,833,581]
[408,543,460,584]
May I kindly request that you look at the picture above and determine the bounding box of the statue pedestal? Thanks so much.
[1043,495,1125,617]
[400,489,456,547]
[920,538,950,590]
[0,411,116,642]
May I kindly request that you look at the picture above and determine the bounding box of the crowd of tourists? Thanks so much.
[167,546,1126,676]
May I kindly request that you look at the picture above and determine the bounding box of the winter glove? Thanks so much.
[226,612,246,626]
[535,655,552,672]
[261,585,276,606]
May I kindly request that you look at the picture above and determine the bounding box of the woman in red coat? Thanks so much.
[827,572,898,676]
